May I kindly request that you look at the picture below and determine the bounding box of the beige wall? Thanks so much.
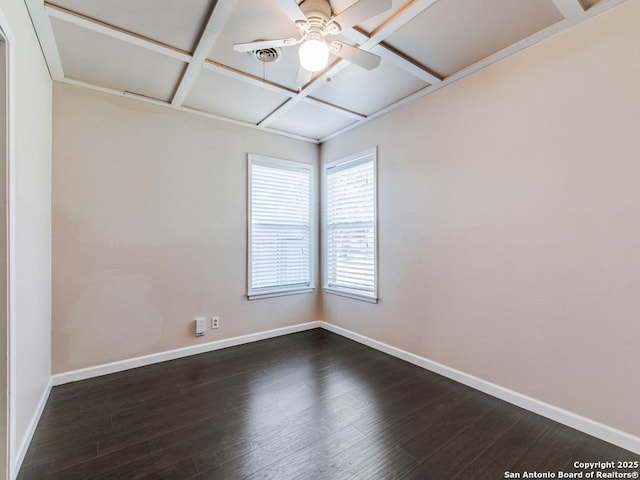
[52,83,319,373]
[0,0,53,477]
[321,1,640,437]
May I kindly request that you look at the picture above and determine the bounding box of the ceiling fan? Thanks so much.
[233,0,392,85]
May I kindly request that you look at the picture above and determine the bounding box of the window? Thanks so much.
[248,154,313,299]
[323,148,378,303]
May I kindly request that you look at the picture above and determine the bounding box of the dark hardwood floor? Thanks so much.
[19,329,639,479]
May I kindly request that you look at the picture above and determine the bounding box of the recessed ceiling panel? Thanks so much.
[52,18,184,102]
[48,0,213,52]
[385,0,564,77]
[329,0,412,34]
[269,101,358,140]
[312,54,429,116]
[183,69,291,125]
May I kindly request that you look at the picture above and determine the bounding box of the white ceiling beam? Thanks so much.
[320,0,629,143]
[202,60,364,121]
[44,3,192,63]
[303,98,366,121]
[259,0,443,128]
[202,60,297,98]
[344,29,442,84]
[180,104,318,142]
[24,0,64,80]
[552,0,586,19]
[171,0,240,106]
[375,44,441,84]
[258,60,352,127]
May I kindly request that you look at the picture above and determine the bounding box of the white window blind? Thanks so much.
[324,148,377,302]
[248,155,313,299]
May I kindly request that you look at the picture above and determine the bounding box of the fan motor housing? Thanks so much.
[299,0,332,22]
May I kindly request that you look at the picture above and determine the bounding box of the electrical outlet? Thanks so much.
[195,317,207,337]
[211,316,219,329]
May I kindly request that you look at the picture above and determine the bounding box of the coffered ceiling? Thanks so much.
[26,0,626,143]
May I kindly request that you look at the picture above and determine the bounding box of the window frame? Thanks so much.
[322,147,378,304]
[247,154,314,300]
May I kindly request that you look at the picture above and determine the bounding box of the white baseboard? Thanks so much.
[48,319,640,455]
[319,321,640,455]
[52,321,321,386]
[13,377,52,479]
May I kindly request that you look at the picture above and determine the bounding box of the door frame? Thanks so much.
[0,7,16,479]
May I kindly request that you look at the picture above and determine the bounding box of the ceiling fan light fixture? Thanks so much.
[298,38,329,72]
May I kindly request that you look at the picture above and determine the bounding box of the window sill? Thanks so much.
[247,287,315,301]
[323,287,378,304]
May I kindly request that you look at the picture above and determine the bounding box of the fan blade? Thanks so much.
[330,0,392,32]
[331,41,381,70]
[233,38,299,52]
[296,64,313,89]
[275,0,307,24]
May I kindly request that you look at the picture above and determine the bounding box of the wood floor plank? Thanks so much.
[345,445,418,480]
[452,412,554,480]
[90,455,198,480]
[398,393,499,462]
[145,458,199,480]
[509,422,586,475]
[399,426,496,480]
[350,376,467,440]
[48,441,151,480]
[18,329,638,480]
[98,379,310,456]
[17,439,98,479]
[194,391,371,477]
[244,425,367,480]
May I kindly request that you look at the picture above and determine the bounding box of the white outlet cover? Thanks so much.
[195,317,207,336]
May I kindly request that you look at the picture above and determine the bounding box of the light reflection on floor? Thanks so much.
[237,342,394,478]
